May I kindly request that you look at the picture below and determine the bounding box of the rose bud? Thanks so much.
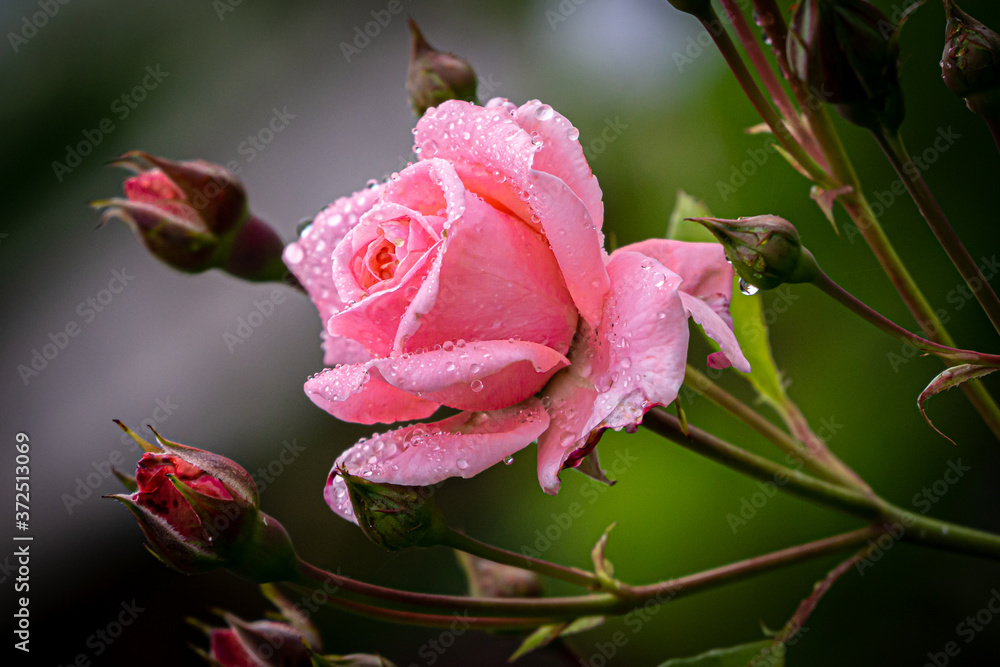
[91,151,288,282]
[334,467,446,551]
[189,612,314,667]
[942,1,1000,119]
[691,215,820,290]
[406,19,478,116]
[106,421,299,581]
[190,584,395,666]
[456,552,543,599]
[787,0,905,132]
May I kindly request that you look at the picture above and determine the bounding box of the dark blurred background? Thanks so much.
[2,0,1000,664]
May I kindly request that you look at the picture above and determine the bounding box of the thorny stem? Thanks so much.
[693,5,833,188]
[750,0,1000,436]
[770,548,866,648]
[645,410,1000,560]
[288,528,878,622]
[441,528,607,592]
[813,270,1000,368]
[683,365,865,490]
[719,0,822,163]
[874,128,1000,335]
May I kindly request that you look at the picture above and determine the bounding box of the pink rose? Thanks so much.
[284,99,748,523]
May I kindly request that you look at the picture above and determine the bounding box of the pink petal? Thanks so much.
[622,239,735,327]
[413,99,609,327]
[508,99,604,232]
[680,292,751,373]
[325,399,550,522]
[284,186,382,366]
[324,243,441,358]
[395,191,578,356]
[536,251,690,494]
[369,340,569,411]
[304,363,439,425]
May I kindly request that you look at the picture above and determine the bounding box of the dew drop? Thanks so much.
[284,244,303,264]
[567,127,580,141]
[534,104,554,121]
[738,278,759,296]
[470,379,484,392]
[503,455,514,465]
[456,458,469,470]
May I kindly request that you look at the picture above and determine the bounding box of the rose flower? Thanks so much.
[283,99,748,522]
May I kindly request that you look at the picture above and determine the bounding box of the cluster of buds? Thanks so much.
[406,19,478,116]
[692,215,820,290]
[942,1,1000,121]
[786,0,905,132]
[107,422,298,582]
[91,152,288,283]
[190,585,395,666]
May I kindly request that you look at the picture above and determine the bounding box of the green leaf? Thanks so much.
[657,639,783,666]
[728,273,790,410]
[508,617,604,662]
[666,191,716,243]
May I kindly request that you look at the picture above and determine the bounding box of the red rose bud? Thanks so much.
[942,1,1000,117]
[787,0,905,132]
[191,612,314,667]
[690,215,820,290]
[91,151,287,282]
[336,467,447,551]
[456,552,543,599]
[106,422,299,581]
[406,19,478,117]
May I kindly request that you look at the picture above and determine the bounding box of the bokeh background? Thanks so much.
[3,0,1000,664]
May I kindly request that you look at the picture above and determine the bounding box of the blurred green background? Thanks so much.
[2,0,1000,664]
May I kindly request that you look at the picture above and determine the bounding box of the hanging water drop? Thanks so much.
[503,455,514,465]
[738,278,759,296]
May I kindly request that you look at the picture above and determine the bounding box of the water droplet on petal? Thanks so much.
[503,455,514,465]
[470,379,484,392]
[456,458,469,470]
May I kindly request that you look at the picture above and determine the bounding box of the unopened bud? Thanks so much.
[406,19,478,117]
[337,468,446,551]
[91,152,287,282]
[690,215,820,289]
[787,0,905,132]
[942,1,1000,118]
